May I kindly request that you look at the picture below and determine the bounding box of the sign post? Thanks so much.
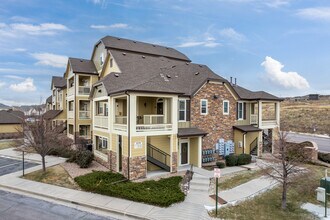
[214,168,221,216]
[22,151,25,176]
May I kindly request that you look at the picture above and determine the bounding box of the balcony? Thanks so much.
[68,87,74,97]
[79,111,91,119]
[94,116,109,129]
[114,116,127,132]
[136,114,172,132]
[261,120,278,127]
[250,114,258,125]
[78,86,90,95]
[68,111,74,119]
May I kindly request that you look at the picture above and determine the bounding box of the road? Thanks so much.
[0,190,116,220]
[286,132,330,152]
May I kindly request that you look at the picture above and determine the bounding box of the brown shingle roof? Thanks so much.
[43,110,62,120]
[98,50,225,96]
[178,128,208,137]
[233,85,283,101]
[69,58,98,75]
[52,76,66,88]
[0,110,23,124]
[233,125,262,132]
[46,95,52,104]
[100,36,190,62]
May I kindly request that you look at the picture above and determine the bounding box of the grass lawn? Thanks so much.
[218,169,265,190]
[0,139,22,150]
[75,171,185,207]
[23,165,80,190]
[212,164,328,219]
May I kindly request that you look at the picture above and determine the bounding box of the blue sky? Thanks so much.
[0,0,329,105]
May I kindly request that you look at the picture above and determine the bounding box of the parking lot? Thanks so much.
[0,156,39,176]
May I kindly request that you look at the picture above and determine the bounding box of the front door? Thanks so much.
[180,141,189,165]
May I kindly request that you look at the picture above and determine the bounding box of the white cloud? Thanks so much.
[218,0,290,8]
[0,81,6,89]
[219,28,246,41]
[177,36,221,48]
[4,75,25,80]
[31,53,68,68]
[9,78,36,92]
[13,48,27,52]
[261,56,309,90]
[10,16,34,23]
[296,7,330,22]
[90,23,129,29]
[0,22,70,38]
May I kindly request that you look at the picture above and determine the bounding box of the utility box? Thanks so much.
[317,187,326,203]
[320,177,330,193]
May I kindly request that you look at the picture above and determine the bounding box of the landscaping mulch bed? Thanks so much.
[61,161,108,179]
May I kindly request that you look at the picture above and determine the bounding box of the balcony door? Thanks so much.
[157,98,164,115]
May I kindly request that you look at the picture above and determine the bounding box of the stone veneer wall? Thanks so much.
[94,153,110,169]
[121,155,147,180]
[191,82,236,150]
[109,150,117,172]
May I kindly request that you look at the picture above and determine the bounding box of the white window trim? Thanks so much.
[223,100,229,115]
[96,135,108,149]
[238,102,244,120]
[200,99,208,115]
[178,99,186,122]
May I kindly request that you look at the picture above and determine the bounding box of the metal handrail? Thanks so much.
[147,143,170,165]
[250,137,258,154]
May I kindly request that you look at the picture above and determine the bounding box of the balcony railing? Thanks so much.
[94,116,109,129]
[68,87,74,96]
[136,124,172,132]
[114,124,127,132]
[115,116,127,124]
[250,114,258,125]
[78,86,90,95]
[143,115,164,124]
[68,111,74,119]
[261,120,277,127]
[79,111,90,119]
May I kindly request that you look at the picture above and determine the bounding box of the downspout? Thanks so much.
[125,91,131,180]
[74,75,77,144]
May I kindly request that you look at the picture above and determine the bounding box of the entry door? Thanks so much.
[157,102,163,115]
[180,141,189,165]
[118,135,122,172]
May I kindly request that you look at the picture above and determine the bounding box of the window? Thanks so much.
[110,58,113,68]
[79,125,89,137]
[238,102,244,120]
[68,125,74,135]
[100,53,104,66]
[104,103,108,116]
[223,100,229,115]
[179,100,186,121]
[97,102,104,115]
[69,101,74,111]
[96,136,108,153]
[200,99,208,115]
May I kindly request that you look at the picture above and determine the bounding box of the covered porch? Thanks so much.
[233,125,262,156]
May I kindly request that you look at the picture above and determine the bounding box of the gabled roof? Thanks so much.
[233,85,283,101]
[68,58,98,75]
[97,50,226,96]
[51,76,66,89]
[0,110,24,124]
[99,36,191,62]
[46,95,52,104]
[43,110,62,120]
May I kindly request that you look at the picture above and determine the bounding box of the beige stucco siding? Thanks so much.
[131,136,146,157]
[234,130,260,154]
[189,137,199,166]
[93,42,107,72]
[147,136,171,155]
[0,124,22,133]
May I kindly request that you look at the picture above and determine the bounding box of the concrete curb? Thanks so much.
[287,131,330,139]
[0,180,149,220]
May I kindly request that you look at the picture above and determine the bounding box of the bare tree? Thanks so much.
[259,131,308,210]
[17,117,72,172]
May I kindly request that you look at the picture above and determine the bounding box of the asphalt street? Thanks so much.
[0,190,116,220]
[0,156,38,176]
[286,132,330,153]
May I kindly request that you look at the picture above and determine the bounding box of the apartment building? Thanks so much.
[47,36,282,180]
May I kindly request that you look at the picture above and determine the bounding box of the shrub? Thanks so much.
[75,171,185,207]
[318,152,330,163]
[216,161,226,168]
[75,150,94,168]
[237,154,252,165]
[48,147,76,158]
[225,154,238,166]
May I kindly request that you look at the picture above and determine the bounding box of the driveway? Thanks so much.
[0,156,38,176]
[0,190,115,220]
[286,132,330,153]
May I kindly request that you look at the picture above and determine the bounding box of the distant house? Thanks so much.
[0,110,24,139]
[308,94,319,100]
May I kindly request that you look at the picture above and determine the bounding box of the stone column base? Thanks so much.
[171,152,178,173]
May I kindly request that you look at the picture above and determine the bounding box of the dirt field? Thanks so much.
[280,97,330,135]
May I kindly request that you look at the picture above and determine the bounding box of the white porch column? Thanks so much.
[129,94,137,136]
[198,136,202,168]
[171,96,178,134]
[108,97,112,133]
[258,101,263,127]
[276,102,280,128]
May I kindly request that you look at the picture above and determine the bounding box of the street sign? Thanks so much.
[214,168,221,178]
